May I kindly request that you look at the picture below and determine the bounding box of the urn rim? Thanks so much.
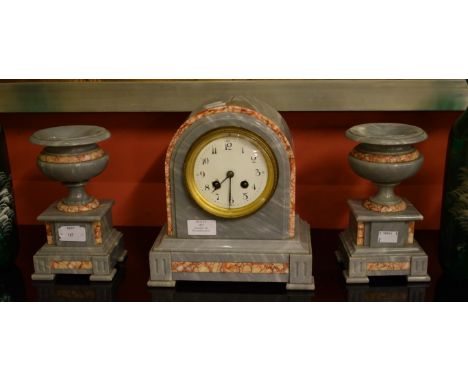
[30,125,110,147]
[346,123,427,145]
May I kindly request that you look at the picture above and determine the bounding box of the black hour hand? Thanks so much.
[212,171,234,192]
[212,180,221,191]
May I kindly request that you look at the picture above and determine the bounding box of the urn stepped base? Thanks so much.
[148,216,314,291]
[337,199,430,284]
[32,230,126,282]
[32,200,126,282]
[336,246,431,285]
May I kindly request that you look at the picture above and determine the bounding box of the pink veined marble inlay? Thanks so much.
[50,261,93,270]
[172,261,289,274]
[164,105,296,238]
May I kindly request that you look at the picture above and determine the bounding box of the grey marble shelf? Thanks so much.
[0,80,467,112]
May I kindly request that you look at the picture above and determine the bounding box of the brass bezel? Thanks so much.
[184,127,278,218]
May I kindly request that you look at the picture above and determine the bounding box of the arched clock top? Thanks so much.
[165,97,296,239]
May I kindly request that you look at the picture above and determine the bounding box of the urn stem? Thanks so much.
[370,183,400,206]
[62,182,93,205]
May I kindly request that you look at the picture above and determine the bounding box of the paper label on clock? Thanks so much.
[58,225,86,242]
[378,230,398,243]
[187,220,217,235]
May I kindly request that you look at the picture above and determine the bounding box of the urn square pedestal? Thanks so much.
[336,199,430,284]
[31,200,127,281]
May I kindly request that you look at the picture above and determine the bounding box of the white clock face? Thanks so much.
[185,128,278,218]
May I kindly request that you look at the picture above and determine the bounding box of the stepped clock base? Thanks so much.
[148,216,314,291]
[286,282,315,291]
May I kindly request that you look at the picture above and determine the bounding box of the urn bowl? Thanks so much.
[346,123,427,212]
[30,125,110,212]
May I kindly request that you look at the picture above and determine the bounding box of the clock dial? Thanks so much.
[184,128,278,218]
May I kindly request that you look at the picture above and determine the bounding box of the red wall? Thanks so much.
[0,111,459,229]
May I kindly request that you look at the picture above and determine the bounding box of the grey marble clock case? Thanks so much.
[170,99,293,239]
[149,96,314,290]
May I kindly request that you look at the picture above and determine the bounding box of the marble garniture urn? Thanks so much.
[30,125,126,282]
[30,125,110,213]
[337,122,430,284]
[346,123,427,213]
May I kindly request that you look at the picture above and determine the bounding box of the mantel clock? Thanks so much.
[148,97,314,290]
